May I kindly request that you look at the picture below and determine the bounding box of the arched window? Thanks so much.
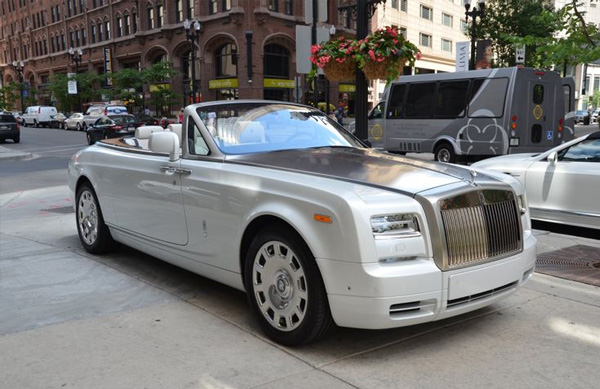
[216,43,237,78]
[147,5,155,29]
[124,13,131,35]
[264,44,289,78]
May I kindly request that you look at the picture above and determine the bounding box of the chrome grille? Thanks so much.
[440,190,522,269]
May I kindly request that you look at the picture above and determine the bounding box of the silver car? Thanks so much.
[64,113,85,131]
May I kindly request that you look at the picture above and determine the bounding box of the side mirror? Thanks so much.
[547,151,558,164]
[149,131,180,162]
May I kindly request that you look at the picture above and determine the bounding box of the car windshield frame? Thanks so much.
[194,102,362,155]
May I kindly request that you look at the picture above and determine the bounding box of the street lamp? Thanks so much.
[69,47,83,112]
[464,0,486,70]
[184,19,201,104]
[12,60,25,113]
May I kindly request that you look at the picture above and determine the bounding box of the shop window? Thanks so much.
[216,43,238,77]
[264,44,289,78]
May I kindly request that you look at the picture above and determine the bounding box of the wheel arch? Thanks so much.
[432,136,460,154]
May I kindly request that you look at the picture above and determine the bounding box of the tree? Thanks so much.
[474,0,561,68]
[513,1,600,70]
[47,72,104,112]
[0,82,22,112]
[109,68,145,112]
[143,62,180,117]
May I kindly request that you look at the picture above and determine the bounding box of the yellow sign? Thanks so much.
[209,78,239,89]
[264,78,295,89]
[339,84,356,93]
[533,104,543,120]
[150,83,170,92]
[370,123,383,140]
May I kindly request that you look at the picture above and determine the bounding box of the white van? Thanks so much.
[367,67,574,163]
[22,106,58,128]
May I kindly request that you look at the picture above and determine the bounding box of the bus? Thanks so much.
[367,67,575,163]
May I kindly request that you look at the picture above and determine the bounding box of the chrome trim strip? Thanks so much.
[530,207,600,219]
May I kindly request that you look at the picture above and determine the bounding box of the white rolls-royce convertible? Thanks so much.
[68,101,536,345]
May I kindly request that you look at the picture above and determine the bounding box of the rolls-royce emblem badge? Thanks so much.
[469,170,478,186]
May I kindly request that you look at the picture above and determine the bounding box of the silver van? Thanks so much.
[367,67,574,163]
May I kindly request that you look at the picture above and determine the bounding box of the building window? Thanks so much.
[98,23,103,42]
[420,5,432,20]
[69,31,74,47]
[104,21,110,40]
[223,0,232,11]
[75,29,80,46]
[51,7,55,23]
[67,0,72,17]
[116,17,122,37]
[268,0,278,12]
[284,0,293,15]
[50,37,55,53]
[175,0,183,22]
[133,12,138,33]
[124,14,130,35]
[186,0,194,19]
[43,40,48,55]
[442,13,453,27]
[82,28,86,45]
[392,0,398,9]
[400,27,407,39]
[61,33,66,50]
[420,33,432,47]
[401,0,407,12]
[461,19,468,34]
[209,0,217,14]
[157,4,164,28]
[91,24,96,43]
[147,7,155,29]
[216,43,238,77]
[441,38,452,52]
[264,44,289,78]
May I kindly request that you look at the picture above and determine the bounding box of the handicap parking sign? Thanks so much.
[547,131,553,141]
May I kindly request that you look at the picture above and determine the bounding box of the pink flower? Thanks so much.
[368,49,376,61]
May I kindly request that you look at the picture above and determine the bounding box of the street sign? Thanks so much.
[68,80,78,94]
[515,45,525,64]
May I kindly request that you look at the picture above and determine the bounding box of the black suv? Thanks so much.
[0,113,19,143]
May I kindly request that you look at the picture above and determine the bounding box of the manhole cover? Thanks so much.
[41,206,74,214]
[536,245,600,287]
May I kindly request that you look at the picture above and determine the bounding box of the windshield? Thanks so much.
[112,115,136,124]
[196,103,361,154]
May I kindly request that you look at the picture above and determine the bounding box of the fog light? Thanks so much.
[379,256,417,265]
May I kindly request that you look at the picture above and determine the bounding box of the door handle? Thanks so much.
[160,166,176,174]
[174,168,192,175]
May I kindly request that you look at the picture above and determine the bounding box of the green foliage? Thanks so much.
[475,0,561,68]
[46,72,104,112]
[0,82,22,111]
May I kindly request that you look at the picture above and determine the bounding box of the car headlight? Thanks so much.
[370,214,420,239]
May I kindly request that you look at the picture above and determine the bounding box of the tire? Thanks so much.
[76,123,82,131]
[434,143,456,163]
[244,225,333,346]
[86,132,95,145]
[76,183,113,254]
[34,120,38,128]
[13,136,20,143]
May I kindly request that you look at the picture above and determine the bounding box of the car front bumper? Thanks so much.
[318,231,536,329]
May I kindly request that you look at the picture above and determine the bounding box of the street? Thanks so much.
[1,123,599,388]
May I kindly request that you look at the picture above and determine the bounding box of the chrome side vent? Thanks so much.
[440,190,523,269]
[389,300,437,318]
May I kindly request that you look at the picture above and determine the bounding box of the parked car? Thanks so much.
[133,113,158,126]
[473,131,600,230]
[0,112,20,143]
[49,112,68,129]
[64,113,86,131]
[591,109,599,124]
[86,114,138,145]
[83,104,128,130]
[22,105,58,127]
[69,100,536,345]
[573,110,590,125]
[11,112,22,124]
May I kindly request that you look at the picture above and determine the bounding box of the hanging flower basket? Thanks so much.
[323,59,357,82]
[361,58,405,80]
[355,26,421,83]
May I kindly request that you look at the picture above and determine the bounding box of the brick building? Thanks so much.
[0,0,366,114]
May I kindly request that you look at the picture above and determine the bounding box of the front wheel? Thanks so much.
[76,123,82,131]
[434,143,456,163]
[244,225,333,346]
[86,132,95,145]
[76,183,113,254]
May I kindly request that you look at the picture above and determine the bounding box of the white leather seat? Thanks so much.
[135,126,164,148]
[167,124,183,144]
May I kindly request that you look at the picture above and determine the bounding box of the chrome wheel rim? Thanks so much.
[252,241,308,332]
[438,148,451,162]
[77,189,98,246]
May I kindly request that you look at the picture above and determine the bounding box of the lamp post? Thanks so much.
[184,19,201,104]
[12,60,25,113]
[69,47,83,112]
[464,0,486,70]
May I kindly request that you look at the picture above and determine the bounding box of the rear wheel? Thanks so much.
[13,136,20,143]
[434,143,456,163]
[244,225,333,346]
[34,120,39,128]
[76,183,113,254]
[86,132,95,145]
[76,123,82,131]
